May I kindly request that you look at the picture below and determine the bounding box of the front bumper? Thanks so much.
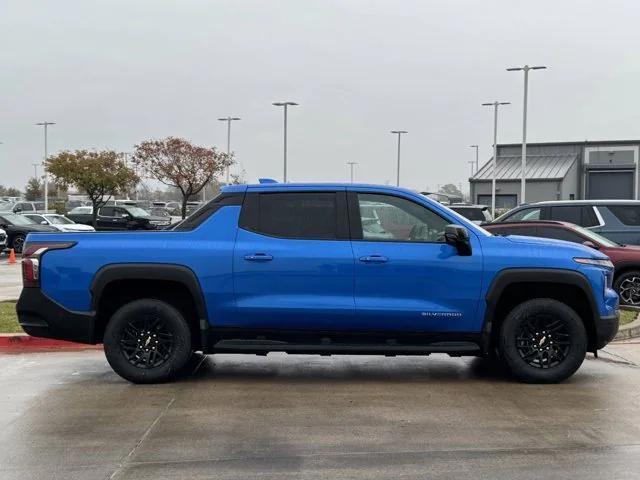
[16,288,97,344]
[594,312,619,350]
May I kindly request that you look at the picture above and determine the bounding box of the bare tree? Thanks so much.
[133,137,232,218]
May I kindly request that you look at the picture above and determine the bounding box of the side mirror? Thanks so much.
[582,240,599,250]
[444,224,472,256]
[41,221,48,225]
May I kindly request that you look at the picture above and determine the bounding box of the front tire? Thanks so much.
[614,270,640,306]
[104,299,192,384]
[499,298,587,383]
[12,234,26,254]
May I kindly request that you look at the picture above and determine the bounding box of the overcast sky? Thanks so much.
[1,0,639,193]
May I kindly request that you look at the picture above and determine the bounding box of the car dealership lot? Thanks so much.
[1,350,640,480]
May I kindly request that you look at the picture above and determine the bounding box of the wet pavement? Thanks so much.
[1,350,640,479]
[0,258,22,301]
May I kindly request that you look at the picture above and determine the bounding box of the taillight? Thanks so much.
[21,242,76,288]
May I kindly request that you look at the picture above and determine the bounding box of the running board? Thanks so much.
[212,339,481,356]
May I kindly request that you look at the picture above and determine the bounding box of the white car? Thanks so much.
[23,213,96,232]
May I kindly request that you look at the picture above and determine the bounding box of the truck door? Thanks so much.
[97,207,125,230]
[348,190,483,332]
[231,189,355,330]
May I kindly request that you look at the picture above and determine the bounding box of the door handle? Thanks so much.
[359,255,388,263]
[244,253,273,262]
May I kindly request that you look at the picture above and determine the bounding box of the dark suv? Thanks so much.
[494,200,640,245]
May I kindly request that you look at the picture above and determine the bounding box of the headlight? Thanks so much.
[573,257,614,269]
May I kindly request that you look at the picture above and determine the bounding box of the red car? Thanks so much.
[484,220,640,306]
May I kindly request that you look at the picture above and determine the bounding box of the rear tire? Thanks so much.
[499,298,587,383]
[104,299,192,384]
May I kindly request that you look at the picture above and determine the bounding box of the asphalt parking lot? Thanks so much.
[1,350,640,479]
[0,258,21,301]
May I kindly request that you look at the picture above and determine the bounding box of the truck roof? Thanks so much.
[222,182,420,194]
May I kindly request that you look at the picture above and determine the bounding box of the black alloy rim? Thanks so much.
[13,236,24,253]
[516,313,571,369]
[119,315,174,369]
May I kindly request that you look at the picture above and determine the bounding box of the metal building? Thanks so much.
[469,140,640,209]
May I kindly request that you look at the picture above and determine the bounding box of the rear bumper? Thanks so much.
[16,288,97,344]
[594,312,619,350]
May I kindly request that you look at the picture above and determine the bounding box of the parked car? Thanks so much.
[0,228,7,252]
[484,220,640,306]
[23,213,95,232]
[155,201,181,211]
[421,192,452,205]
[65,199,92,211]
[449,204,493,225]
[66,205,171,230]
[0,213,58,253]
[493,200,640,245]
[16,183,618,384]
[149,207,182,225]
[7,201,47,214]
[67,206,93,215]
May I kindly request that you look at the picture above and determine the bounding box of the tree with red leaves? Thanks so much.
[133,137,233,219]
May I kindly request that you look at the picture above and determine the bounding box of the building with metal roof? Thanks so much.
[469,140,640,211]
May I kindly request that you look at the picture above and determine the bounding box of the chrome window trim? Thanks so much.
[586,206,606,229]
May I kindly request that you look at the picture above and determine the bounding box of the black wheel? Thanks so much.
[12,234,25,254]
[614,271,640,306]
[104,299,192,384]
[499,298,587,383]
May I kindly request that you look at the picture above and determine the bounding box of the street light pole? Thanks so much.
[217,116,241,184]
[36,121,55,211]
[272,102,298,182]
[347,162,358,183]
[482,102,510,217]
[469,144,479,173]
[468,160,475,176]
[507,65,546,204]
[391,130,408,187]
[121,152,137,201]
[32,163,39,180]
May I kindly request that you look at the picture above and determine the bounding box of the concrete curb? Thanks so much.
[614,307,640,341]
[0,334,102,351]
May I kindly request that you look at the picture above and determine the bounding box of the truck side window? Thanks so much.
[244,192,339,240]
[355,193,448,243]
[100,207,115,217]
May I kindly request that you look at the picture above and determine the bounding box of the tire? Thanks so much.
[499,298,587,384]
[614,270,640,306]
[12,234,26,254]
[103,299,192,384]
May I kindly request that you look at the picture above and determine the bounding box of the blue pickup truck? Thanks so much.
[16,183,619,384]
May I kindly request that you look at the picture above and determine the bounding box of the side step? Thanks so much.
[212,339,481,356]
